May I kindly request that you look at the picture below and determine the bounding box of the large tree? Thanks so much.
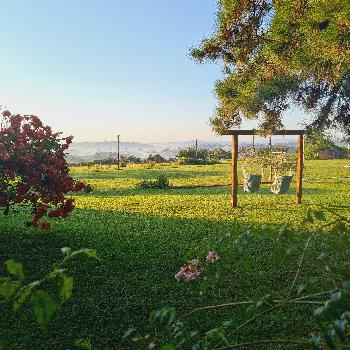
[191,0,350,136]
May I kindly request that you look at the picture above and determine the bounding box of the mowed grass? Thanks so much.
[0,160,349,349]
[71,160,350,225]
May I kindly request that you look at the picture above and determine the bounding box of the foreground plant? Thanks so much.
[0,247,98,330]
[124,209,350,349]
[0,110,86,228]
[175,251,220,284]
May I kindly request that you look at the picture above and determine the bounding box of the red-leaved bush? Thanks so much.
[0,110,85,229]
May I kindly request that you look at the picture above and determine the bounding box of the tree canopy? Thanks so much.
[191,0,350,136]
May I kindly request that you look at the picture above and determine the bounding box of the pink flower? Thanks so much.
[175,267,186,282]
[175,259,201,283]
[184,270,201,283]
[206,251,220,263]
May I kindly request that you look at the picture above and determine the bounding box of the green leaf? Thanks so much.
[83,249,98,260]
[342,311,350,322]
[122,327,137,341]
[161,346,176,350]
[317,252,327,262]
[334,319,346,342]
[330,291,342,303]
[149,308,176,328]
[59,275,73,303]
[74,339,92,350]
[61,247,72,256]
[13,282,39,312]
[311,334,321,350]
[205,326,228,345]
[325,327,336,350]
[0,278,21,299]
[343,280,350,290]
[30,290,57,330]
[6,260,24,279]
[71,248,99,260]
[314,306,325,318]
[297,283,306,296]
[222,320,233,328]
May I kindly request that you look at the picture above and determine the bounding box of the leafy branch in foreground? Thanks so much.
[0,247,98,330]
[124,209,350,349]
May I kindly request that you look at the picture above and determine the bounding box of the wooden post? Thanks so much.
[296,133,303,204]
[269,135,273,182]
[117,134,120,170]
[231,134,238,208]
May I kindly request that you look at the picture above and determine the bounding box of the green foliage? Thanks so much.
[126,211,350,349]
[0,247,98,331]
[84,184,94,193]
[192,0,350,135]
[305,131,346,160]
[176,147,230,165]
[137,174,170,189]
[30,290,58,330]
[146,154,167,163]
[74,338,93,349]
[124,307,199,349]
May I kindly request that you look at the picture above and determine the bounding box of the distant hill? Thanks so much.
[65,139,298,163]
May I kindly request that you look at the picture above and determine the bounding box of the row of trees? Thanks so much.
[305,131,348,159]
[72,134,348,167]
[71,148,233,166]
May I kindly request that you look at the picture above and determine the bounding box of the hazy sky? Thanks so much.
[0,0,304,142]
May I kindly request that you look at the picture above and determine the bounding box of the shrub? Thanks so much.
[84,184,94,193]
[0,110,85,228]
[137,174,170,189]
[146,154,167,163]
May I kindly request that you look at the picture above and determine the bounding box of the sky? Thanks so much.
[0,0,305,143]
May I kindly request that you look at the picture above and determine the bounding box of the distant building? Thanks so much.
[317,148,345,160]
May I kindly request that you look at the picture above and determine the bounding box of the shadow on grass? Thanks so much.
[0,208,317,350]
[72,184,332,198]
[73,168,224,180]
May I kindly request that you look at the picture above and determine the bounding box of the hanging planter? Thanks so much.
[271,175,293,194]
[243,173,262,193]
[241,148,265,193]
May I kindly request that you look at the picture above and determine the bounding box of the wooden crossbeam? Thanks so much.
[223,129,306,136]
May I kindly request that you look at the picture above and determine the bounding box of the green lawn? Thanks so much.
[1,160,349,349]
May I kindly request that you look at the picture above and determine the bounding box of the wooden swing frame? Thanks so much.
[222,129,306,208]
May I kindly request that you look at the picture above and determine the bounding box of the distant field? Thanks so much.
[70,160,350,226]
[1,160,349,349]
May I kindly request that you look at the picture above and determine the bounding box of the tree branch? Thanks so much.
[215,338,312,349]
